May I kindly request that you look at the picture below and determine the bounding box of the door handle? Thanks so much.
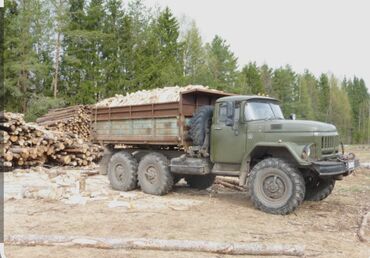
[214,127,222,130]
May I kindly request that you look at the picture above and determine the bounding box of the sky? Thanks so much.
[145,0,370,91]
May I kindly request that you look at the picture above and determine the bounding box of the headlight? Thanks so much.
[302,144,316,160]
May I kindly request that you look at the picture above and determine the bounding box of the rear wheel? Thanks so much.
[305,178,335,201]
[138,153,174,195]
[185,174,216,190]
[248,158,305,215]
[108,151,138,191]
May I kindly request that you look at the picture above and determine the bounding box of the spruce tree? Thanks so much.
[182,21,206,85]
[318,73,330,121]
[3,0,51,112]
[205,35,238,91]
[240,62,264,95]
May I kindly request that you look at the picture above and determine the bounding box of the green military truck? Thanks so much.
[91,88,359,214]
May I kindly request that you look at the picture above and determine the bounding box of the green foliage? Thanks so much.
[318,74,330,121]
[205,35,238,91]
[272,66,297,116]
[182,21,207,85]
[25,96,65,122]
[296,74,314,120]
[4,0,51,112]
[328,77,352,143]
[239,62,264,94]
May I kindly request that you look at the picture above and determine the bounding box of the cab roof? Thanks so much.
[216,95,279,103]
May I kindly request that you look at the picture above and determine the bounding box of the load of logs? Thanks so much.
[36,105,91,141]
[1,112,103,170]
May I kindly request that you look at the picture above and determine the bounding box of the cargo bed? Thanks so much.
[91,88,231,147]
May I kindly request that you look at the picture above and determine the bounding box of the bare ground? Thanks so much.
[4,148,370,258]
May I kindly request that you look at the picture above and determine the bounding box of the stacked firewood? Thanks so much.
[1,112,103,170]
[36,105,91,141]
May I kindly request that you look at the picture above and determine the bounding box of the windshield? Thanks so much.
[244,101,284,121]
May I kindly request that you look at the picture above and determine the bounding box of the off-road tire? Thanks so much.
[248,158,305,215]
[189,106,214,146]
[108,151,138,191]
[138,153,174,195]
[185,174,216,190]
[305,178,335,201]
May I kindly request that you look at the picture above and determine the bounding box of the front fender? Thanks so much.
[242,142,311,167]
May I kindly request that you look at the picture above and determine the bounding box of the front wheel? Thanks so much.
[248,158,305,215]
[305,178,335,201]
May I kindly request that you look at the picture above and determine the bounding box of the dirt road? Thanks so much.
[4,148,370,258]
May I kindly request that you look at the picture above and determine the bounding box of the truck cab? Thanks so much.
[173,95,358,214]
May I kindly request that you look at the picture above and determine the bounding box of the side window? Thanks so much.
[234,102,240,122]
[218,103,227,122]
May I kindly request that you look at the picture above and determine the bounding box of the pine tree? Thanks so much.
[3,0,51,112]
[328,77,352,143]
[60,0,86,103]
[239,62,264,95]
[301,70,319,119]
[296,74,314,120]
[272,66,297,116]
[260,64,273,96]
[50,0,69,98]
[318,73,330,121]
[205,35,238,91]
[154,7,183,86]
[99,0,126,97]
[182,21,206,85]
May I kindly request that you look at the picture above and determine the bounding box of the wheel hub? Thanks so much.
[145,166,158,184]
[263,175,286,199]
[114,164,125,180]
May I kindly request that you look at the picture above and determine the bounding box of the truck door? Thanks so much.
[210,101,247,163]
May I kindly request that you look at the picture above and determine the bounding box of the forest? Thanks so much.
[2,0,369,144]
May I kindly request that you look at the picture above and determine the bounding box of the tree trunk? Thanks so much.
[53,28,61,98]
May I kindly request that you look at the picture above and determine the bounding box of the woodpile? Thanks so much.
[1,112,103,170]
[36,105,91,140]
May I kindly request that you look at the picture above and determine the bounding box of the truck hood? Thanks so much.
[266,120,337,133]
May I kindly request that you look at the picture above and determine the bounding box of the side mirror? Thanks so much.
[289,113,296,120]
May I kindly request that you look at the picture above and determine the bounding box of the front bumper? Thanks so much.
[312,159,360,176]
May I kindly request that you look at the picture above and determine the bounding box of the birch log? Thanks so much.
[5,234,305,256]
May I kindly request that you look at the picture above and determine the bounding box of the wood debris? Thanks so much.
[95,85,225,107]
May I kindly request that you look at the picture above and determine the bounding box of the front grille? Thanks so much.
[321,136,338,150]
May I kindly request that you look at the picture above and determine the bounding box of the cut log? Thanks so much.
[5,234,305,256]
[215,178,246,191]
